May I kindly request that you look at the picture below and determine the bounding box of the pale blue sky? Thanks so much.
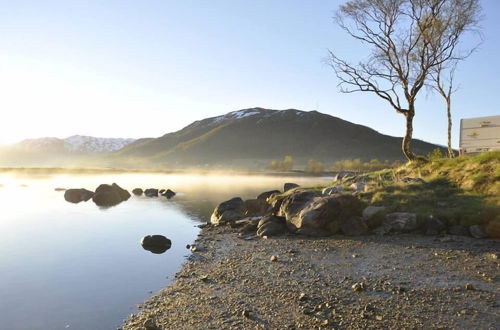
[0,0,498,147]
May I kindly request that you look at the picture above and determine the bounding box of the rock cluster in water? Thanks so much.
[62,183,176,206]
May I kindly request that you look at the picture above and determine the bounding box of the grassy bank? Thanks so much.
[293,152,499,235]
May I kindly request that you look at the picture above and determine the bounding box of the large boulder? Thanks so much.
[290,194,363,236]
[64,188,94,203]
[469,225,487,239]
[424,216,446,235]
[132,188,143,196]
[244,198,269,217]
[448,225,470,236]
[322,186,344,195]
[211,197,245,225]
[256,215,287,237]
[144,188,159,197]
[284,183,300,192]
[257,190,281,201]
[278,190,320,221]
[340,216,369,236]
[92,183,130,207]
[141,235,172,254]
[162,189,176,199]
[376,213,419,234]
[362,206,386,229]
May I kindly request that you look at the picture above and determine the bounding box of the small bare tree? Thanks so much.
[429,60,457,158]
[328,0,481,161]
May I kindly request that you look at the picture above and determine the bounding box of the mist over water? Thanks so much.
[0,171,329,330]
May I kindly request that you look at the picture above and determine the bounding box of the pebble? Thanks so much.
[298,293,308,301]
[271,255,278,262]
[465,283,475,290]
[352,282,366,292]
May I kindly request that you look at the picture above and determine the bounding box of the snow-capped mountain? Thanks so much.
[15,135,136,153]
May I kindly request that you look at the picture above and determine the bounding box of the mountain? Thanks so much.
[15,135,136,153]
[115,107,445,168]
[0,135,135,167]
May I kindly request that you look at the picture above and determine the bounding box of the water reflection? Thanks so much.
[0,171,330,330]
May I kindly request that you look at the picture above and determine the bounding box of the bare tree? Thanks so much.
[429,60,457,158]
[328,0,481,161]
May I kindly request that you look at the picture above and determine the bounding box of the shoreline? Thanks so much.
[123,225,499,329]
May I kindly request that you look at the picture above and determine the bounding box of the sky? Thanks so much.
[0,0,498,147]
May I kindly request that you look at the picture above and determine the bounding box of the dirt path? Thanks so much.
[123,226,499,329]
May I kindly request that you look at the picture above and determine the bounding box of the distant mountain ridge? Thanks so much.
[115,107,445,168]
[16,135,136,153]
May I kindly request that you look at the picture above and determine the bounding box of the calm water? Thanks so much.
[0,171,329,330]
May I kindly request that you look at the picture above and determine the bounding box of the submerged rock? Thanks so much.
[211,197,246,225]
[141,235,172,254]
[64,188,94,203]
[92,183,130,207]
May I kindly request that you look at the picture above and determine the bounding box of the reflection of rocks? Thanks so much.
[92,183,131,207]
[64,188,94,203]
[132,188,143,196]
[141,235,172,254]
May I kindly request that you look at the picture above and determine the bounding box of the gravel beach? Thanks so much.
[124,225,499,329]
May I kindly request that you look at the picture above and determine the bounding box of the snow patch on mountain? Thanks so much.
[64,135,136,153]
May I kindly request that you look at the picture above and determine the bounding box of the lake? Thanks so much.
[0,171,330,330]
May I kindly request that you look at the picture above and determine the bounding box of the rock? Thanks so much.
[210,197,245,225]
[340,216,368,236]
[469,225,487,239]
[143,319,161,330]
[352,282,366,292]
[322,186,344,195]
[159,189,166,194]
[448,225,470,236]
[290,194,363,235]
[298,293,308,301]
[465,283,475,291]
[54,187,66,192]
[64,188,94,203]
[241,310,250,318]
[239,221,258,234]
[284,182,299,191]
[244,198,269,216]
[144,188,159,197]
[333,171,356,182]
[362,206,386,229]
[270,255,278,262]
[382,212,419,233]
[256,215,287,237]
[132,188,143,196]
[92,183,130,207]
[350,183,366,192]
[141,235,172,254]
[424,216,446,235]
[257,190,281,201]
[278,190,320,221]
[162,189,176,199]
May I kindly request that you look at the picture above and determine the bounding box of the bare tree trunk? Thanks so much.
[402,111,417,161]
[446,96,454,158]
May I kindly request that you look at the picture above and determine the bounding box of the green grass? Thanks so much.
[278,152,499,231]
